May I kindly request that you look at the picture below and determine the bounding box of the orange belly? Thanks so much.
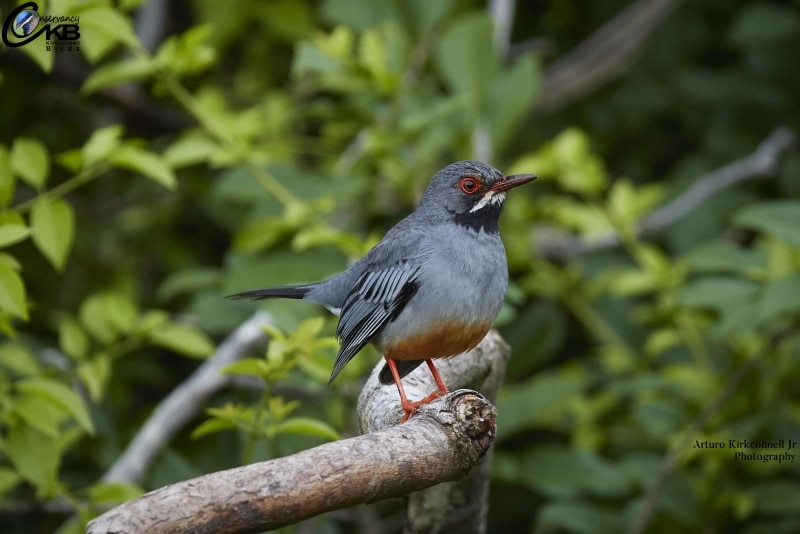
[383,320,492,361]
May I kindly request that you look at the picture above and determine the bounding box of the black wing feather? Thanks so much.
[328,264,419,384]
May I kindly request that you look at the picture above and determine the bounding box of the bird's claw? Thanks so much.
[400,389,448,422]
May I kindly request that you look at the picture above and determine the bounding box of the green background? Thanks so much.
[1,0,799,532]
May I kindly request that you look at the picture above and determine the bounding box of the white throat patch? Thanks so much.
[469,191,506,213]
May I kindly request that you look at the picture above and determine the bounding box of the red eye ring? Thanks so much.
[459,177,480,194]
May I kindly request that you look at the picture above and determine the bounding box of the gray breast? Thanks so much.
[376,225,508,347]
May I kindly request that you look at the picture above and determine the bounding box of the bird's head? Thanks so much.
[418,160,536,232]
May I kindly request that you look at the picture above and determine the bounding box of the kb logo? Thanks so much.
[2,2,80,49]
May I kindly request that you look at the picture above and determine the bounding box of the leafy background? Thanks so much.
[1,0,799,532]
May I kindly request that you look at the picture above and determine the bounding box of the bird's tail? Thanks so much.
[227,285,312,301]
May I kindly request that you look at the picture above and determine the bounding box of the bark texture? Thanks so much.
[86,391,496,534]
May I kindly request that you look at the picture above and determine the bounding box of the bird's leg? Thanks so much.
[425,359,449,394]
[385,358,416,422]
[385,358,450,423]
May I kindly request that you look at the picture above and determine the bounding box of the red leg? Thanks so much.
[385,358,416,422]
[386,358,450,423]
[425,359,449,393]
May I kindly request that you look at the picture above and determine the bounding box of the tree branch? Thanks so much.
[86,390,496,534]
[359,330,510,533]
[536,127,797,260]
[535,0,683,114]
[101,311,273,484]
[88,331,509,533]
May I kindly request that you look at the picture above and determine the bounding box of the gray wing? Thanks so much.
[328,263,420,384]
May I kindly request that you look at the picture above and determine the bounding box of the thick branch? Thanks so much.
[86,390,496,534]
[101,311,273,483]
[359,330,511,534]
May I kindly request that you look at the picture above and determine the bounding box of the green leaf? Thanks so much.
[105,292,139,335]
[77,355,111,402]
[0,224,31,248]
[0,262,28,320]
[11,138,50,189]
[79,294,117,344]
[221,358,270,377]
[752,481,800,515]
[733,201,800,246]
[756,275,800,324]
[0,342,40,376]
[729,5,800,48]
[149,323,215,358]
[78,6,142,62]
[679,277,759,312]
[191,416,238,440]
[154,25,217,76]
[551,128,608,196]
[274,416,341,441]
[157,267,221,301]
[358,29,389,84]
[519,445,629,498]
[81,56,155,94]
[162,134,219,168]
[82,124,125,167]
[490,53,540,151]
[435,13,496,116]
[234,216,293,252]
[294,317,326,342]
[645,328,681,357]
[0,146,14,206]
[17,377,96,435]
[59,315,90,360]
[30,198,75,271]
[78,292,138,343]
[687,239,766,274]
[86,481,144,504]
[12,393,66,438]
[497,371,588,440]
[5,423,60,498]
[0,467,22,497]
[406,0,454,34]
[538,500,621,534]
[109,145,177,189]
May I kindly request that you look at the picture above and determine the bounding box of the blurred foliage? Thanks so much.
[0,0,799,533]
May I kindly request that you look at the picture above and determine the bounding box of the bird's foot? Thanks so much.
[400,389,448,423]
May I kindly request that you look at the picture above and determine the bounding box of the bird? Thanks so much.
[14,9,40,37]
[230,161,536,422]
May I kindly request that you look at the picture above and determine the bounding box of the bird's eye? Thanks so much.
[459,177,480,194]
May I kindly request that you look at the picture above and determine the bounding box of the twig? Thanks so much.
[86,390,496,534]
[134,0,168,52]
[637,127,796,235]
[538,127,797,260]
[535,0,682,114]
[101,310,273,483]
[489,0,517,57]
[630,330,790,534]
